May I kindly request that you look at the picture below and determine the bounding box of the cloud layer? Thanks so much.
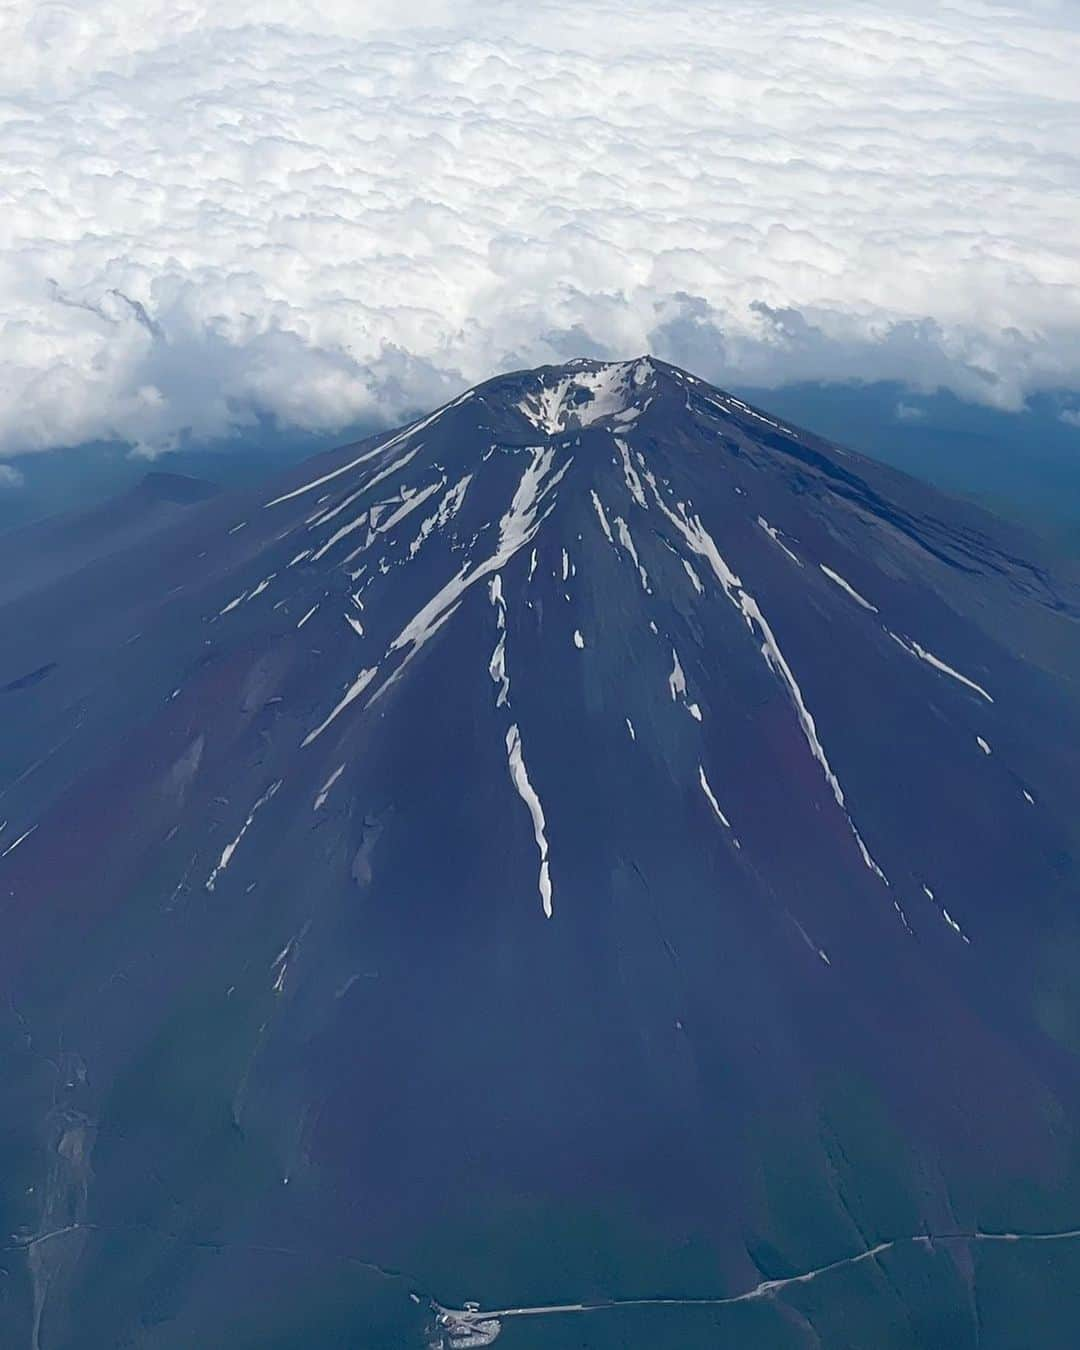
[2,0,1079,455]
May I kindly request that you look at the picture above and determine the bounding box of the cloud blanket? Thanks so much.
[2,0,1078,454]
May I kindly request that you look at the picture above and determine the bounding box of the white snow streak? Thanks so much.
[820,564,878,612]
[923,883,971,944]
[302,666,380,746]
[248,573,276,600]
[314,763,345,811]
[976,736,992,755]
[573,629,585,649]
[791,914,832,966]
[309,510,369,562]
[264,391,471,508]
[888,632,994,703]
[386,447,571,667]
[375,476,444,536]
[296,604,318,629]
[354,444,424,504]
[1,825,37,859]
[307,484,366,528]
[698,765,732,828]
[757,516,802,566]
[206,780,281,891]
[218,590,248,616]
[682,559,704,594]
[506,724,553,918]
[614,516,650,590]
[490,573,505,621]
[408,473,472,558]
[304,446,571,743]
[615,438,647,508]
[707,393,789,436]
[488,573,511,707]
[647,473,889,887]
[489,631,509,703]
[590,490,614,543]
[271,938,298,996]
[265,440,385,508]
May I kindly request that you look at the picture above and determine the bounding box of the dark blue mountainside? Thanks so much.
[2,359,1080,1349]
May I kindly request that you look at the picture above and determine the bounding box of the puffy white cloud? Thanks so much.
[1,0,1079,455]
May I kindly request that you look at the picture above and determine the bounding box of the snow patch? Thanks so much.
[516,360,653,435]
[668,648,687,702]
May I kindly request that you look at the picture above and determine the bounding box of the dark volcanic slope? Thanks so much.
[0,470,219,608]
[2,359,1080,1350]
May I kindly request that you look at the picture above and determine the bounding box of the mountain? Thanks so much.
[2,358,1079,1350]
[0,471,219,608]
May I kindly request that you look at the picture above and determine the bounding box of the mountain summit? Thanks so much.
[3,358,1080,1348]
